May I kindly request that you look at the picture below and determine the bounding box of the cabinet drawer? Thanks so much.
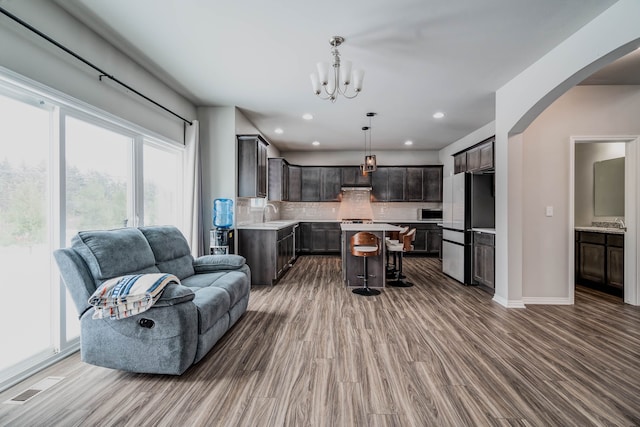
[578,231,606,244]
[277,226,294,240]
[607,234,624,247]
[474,232,494,246]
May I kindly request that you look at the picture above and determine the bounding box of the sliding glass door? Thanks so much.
[0,73,185,391]
[0,93,55,375]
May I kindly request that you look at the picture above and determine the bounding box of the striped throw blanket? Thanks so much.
[88,273,179,320]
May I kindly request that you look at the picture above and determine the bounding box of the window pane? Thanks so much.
[65,117,132,242]
[0,93,53,371]
[143,143,181,226]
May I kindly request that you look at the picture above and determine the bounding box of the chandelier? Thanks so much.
[310,36,364,102]
[360,112,377,174]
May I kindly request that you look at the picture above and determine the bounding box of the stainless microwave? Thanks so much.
[419,209,443,221]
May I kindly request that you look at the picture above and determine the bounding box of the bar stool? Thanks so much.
[386,228,416,287]
[351,232,381,296]
[385,226,408,277]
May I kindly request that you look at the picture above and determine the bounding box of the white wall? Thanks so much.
[521,85,640,300]
[281,150,440,166]
[575,142,626,226]
[0,1,195,143]
[493,0,640,307]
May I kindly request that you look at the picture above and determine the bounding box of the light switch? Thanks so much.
[545,206,553,217]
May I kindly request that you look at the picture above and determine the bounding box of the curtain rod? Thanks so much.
[0,6,193,126]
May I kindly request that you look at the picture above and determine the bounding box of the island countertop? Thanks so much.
[340,223,404,232]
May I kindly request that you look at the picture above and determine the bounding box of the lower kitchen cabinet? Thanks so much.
[472,231,495,290]
[297,222,341,254]
[238,225,296,285]
[576,230,623,295]
[391,222,441,256]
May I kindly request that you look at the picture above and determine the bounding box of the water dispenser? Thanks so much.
[211,198,234,255]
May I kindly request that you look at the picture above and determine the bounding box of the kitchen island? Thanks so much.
[341,223,404,289]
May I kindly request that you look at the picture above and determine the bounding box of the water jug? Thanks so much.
[213,198,233,228]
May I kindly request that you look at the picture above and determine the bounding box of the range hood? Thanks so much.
[341,186,372,192]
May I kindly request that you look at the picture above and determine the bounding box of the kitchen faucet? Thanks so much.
[614,217,626,231]
[262,202,278,223]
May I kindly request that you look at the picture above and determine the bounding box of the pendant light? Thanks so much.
[364,112,377,172]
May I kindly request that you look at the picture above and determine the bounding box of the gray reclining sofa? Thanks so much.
[53,225,250,375]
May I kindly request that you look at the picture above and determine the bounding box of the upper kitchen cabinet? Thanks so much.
[341,166,371,187]
[406,167,424,201]
[423,166,443,202]
[371,167,389,201]
[320,167,342,201]
[288,165,302,202]
[301,167,321,201]
[373,166,442,202]
[237,134,268,198]
[454,136,494,174]
[373,167,406,201]
[268,158,289,201]
[298,166,343,202]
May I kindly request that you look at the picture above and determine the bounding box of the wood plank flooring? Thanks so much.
[1,256,640,426]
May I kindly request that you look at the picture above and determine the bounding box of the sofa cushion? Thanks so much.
[139,226,195,280]
[193,255,246,273]
[182,271,250,308]
[191,286,231,334]
[72,228,160,281]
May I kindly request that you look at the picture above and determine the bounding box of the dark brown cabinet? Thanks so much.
[341,166,371,187]
[268,158,289,201]
[320,167,342,201]
[472,232,495,289]
[422,167,443,202]
[238,224,296,285]
[237,135,268,198]
[268,163,442,202]
[406,168,423,201]
[301,167,321,201]
[576,230,624,295]
[288,165,302,202]
[372,166,442,202]
[387,167,406,201]
[297,222,341,253]
[454,136,494,174]
[371,167,406,202]
[391,222,441,256]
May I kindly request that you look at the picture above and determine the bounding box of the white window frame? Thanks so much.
[0,67,186,392]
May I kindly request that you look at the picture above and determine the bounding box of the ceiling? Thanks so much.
[55,0,629,152]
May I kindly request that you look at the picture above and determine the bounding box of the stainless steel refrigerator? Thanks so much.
[442,172,494,284]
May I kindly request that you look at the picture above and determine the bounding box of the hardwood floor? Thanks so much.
[1,256,640,426]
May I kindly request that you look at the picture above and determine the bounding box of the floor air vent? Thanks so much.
[4,376,64,405]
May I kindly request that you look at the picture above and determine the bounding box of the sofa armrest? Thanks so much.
[153,283,195,307]
[193,255,246,273]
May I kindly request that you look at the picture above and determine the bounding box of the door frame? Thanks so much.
[569,135,639,305]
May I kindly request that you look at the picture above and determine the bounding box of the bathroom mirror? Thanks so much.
[594,157,624,216]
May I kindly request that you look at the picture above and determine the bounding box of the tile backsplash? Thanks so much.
[236,197,442,224]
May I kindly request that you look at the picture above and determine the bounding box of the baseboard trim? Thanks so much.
[522,297,572,305]
[492,294,526,308]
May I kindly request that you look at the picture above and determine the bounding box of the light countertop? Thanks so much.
[472,228,496,234]
[340,223,404,232]
[575,226,625,235]
[237,219,440,230]
[236,220,299,230]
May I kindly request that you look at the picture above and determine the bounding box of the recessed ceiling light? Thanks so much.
[404,140,413,146]
[433,112,445,119]
[274,128,284,134]
[302,113,313,120]
[312,141,320,146]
